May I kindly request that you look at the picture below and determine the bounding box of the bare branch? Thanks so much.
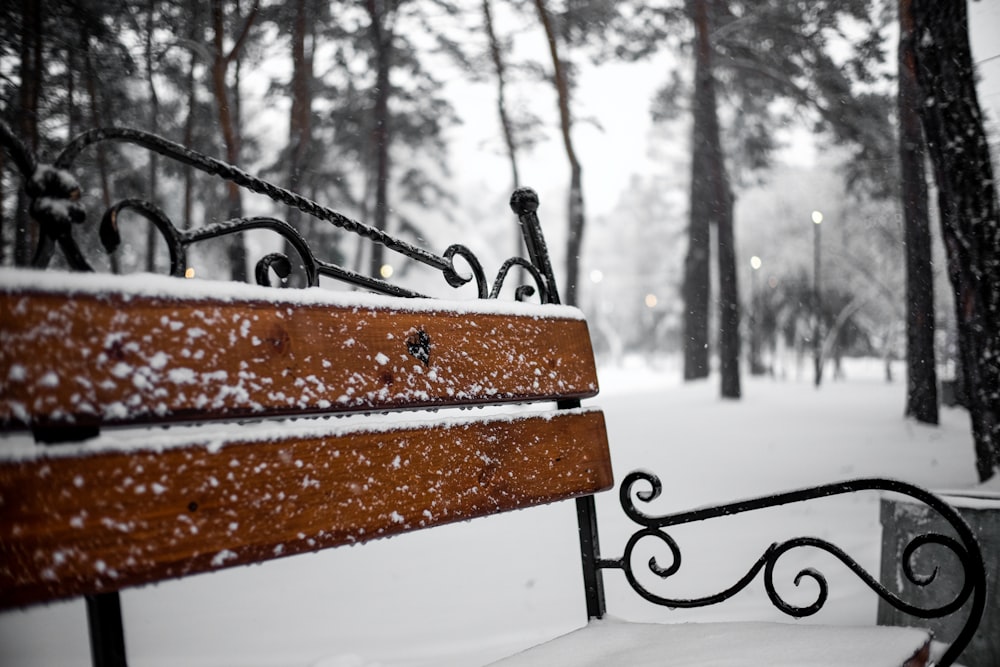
[225,0,262,66]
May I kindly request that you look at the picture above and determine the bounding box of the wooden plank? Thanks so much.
[0,409,612,608]
[0,282,598,432]
[903,639,931,667]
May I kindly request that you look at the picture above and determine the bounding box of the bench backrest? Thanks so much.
[0,269,612,609]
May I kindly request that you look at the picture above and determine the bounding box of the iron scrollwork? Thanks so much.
[598,470,987,667]
[0,121,552,303]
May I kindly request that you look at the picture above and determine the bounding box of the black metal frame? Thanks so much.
[595,472,986,667]
[1,122,987,667]
[85,593,127,667]
[0,121,550,302]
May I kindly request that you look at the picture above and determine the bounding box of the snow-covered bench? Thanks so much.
[0,123,986,667]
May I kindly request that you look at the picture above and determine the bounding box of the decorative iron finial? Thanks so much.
[509,187,539,216]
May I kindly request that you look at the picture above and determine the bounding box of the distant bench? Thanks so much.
[0,122,986,667]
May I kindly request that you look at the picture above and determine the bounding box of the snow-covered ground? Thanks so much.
[0,358,982,666]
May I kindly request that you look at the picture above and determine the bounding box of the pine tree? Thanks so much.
[911,0,1000,482]
[12,0,43,267]
[209,0,261,282]
[687,0,736,393]
[897,0,937,424]
[2,1,137,271]
[482,0,520,193]
[608,0,892,397]
[532,0,585,305]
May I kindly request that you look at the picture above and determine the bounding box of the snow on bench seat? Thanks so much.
[487,619,932,667]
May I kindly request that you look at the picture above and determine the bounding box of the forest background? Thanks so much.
[1,0,999,478]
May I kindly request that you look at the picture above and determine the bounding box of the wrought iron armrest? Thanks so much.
[0,121,555,304]
[597,471,987,667]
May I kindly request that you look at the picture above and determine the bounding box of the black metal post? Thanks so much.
[510,188,561,306]
[574,494,607,619]
[86,592,128,667]
[749,257,763,375]
[515,186,607,618]
[812,210,823,387]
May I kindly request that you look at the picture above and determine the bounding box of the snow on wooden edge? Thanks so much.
[0,267,584,319]
[0,406,604,462]
[486,618,933,667]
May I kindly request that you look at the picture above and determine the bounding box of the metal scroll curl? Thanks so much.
[598,470,987,667]
[490,257,547,303]
[439,244,547,302]
[0,120,548,302]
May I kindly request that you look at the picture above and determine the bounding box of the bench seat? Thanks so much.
[489,619,932,667]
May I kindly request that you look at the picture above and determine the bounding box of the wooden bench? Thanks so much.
[0,123,986,666]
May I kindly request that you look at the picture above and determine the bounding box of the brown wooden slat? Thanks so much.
[0,285,598,431]
[0,409,611,609]
[902,639,931,667]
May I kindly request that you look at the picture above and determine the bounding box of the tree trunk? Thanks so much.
[283,0,314,287]
[83,29,118,274]
[145,0,160,273]
[14,0,42,267]
[210,0,252,282]
[899,0,938,424]
[685,0,737,395]
[912,0,1000,482]
[182,26,198,232]
[66,43,76,138]
[813,217,822,387]
[483,0,518,190]
[718,189,741,399]
[682,0,712,381]
[534,0,586,306]
[704,2,741,398]
[482,0,522,255]
[366,0,392,279]
[1,138,5,265]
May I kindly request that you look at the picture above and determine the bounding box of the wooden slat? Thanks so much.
[0,284,598,432]
[0,409,612,608]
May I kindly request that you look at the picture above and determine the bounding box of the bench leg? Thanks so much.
[575,495,606,619]
[86,593,128,667]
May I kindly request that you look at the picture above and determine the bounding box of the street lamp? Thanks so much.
[812,210,823,387]
[749,256,763,375]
